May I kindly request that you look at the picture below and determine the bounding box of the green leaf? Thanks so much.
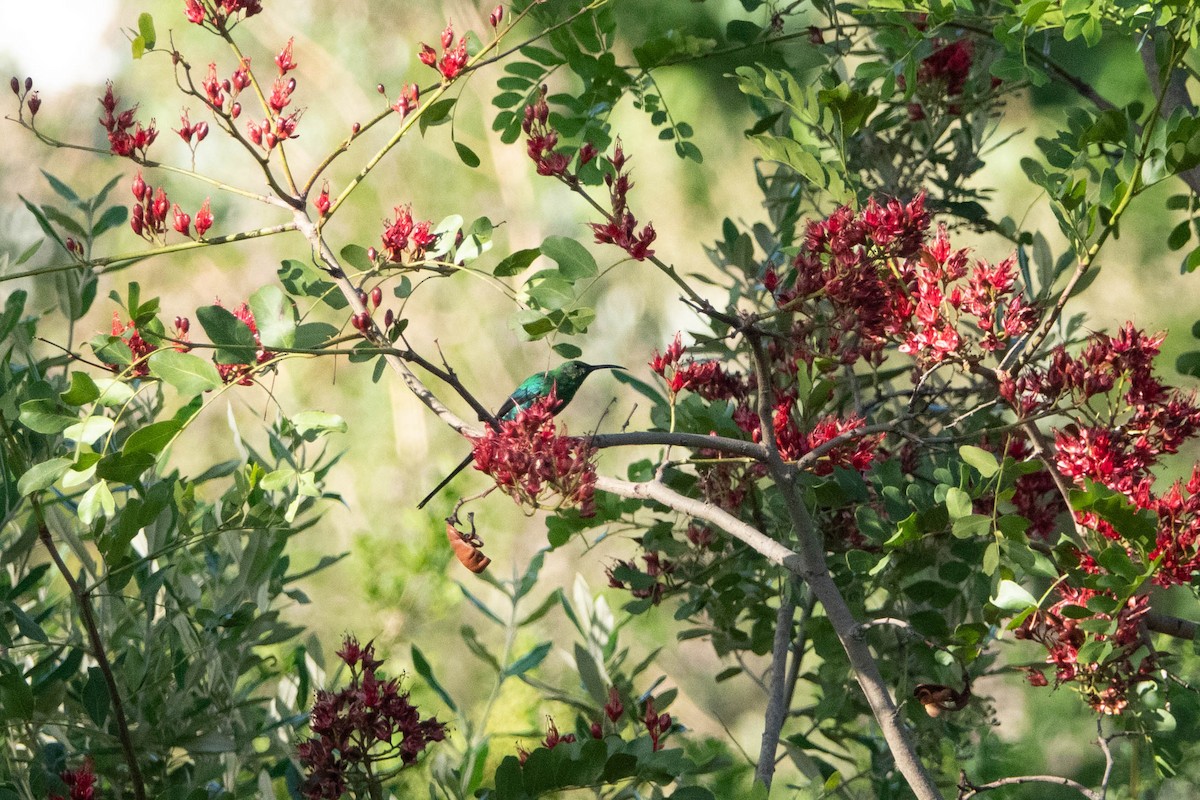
[40,171,80,204]
[17,458,72,496]
[455,141,481,168]
[18,400,77,434]
[503,642,552,678]
[541,236,598,280]
[91,205,128,238]
[951,514,991,539]
[419,97,456,132]
[95,451,154,484]
[137,12,156,48]
[495,247,540,277]
[249,285,296,349]
[982,540,1000,576]
[992,579,1037,612]
[123,420,182,456]
[78,480,115,526]
[148,350,222,395]
[0,673,34,721]
[411,645,457,713]
[959,445,999,478]
[131,36,146,60]
[0,289,27,341]
[82,666,110,726]
[63,416,115,444]
[339,243,374,273]
[294,322,339,350]
[290,411,347,436]
[60,372,100,406]
[196,305,258,363]
[945,487,973,519]
[552,343,583,359]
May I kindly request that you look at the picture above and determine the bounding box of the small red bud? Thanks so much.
[131,171,147,201]
[377,83,386,94]
[194,121,209,142]
[247,120,261,144]
[287,77,296,93]
[10,77,19,94]
[590,722,602,739]
[172,204,191,236]
[130,213,143,236]
[26,92,40,115]
[441,26,454,49]
[264,131,277,149]
[370,287,382,308]
[175,315,184,329]
[384,308,394,328]
[367,246,378,262]
[65,237,76,253]
[490,5,504,26]
[24,77,32,92]
[179,317,190,334]
[222,79,231,93]
[351,122,361,135]
[230,102,241,119]
[357,289,368,306]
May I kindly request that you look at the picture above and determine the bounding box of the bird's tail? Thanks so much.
[416,452,476,509]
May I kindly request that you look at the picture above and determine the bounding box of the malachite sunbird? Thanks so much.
[416,360,624,509]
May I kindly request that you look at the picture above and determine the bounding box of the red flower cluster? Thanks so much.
[774,195,1036,367]
[129,171,213,241]
[98,82,157,160]
[105,313,155,377]
[379,205,437,264]
[297,637,446,799]
[470,394,599,516]
[1015,584,1153,714]
[214,301,274,385]
[419,24,469,81]
[50,758,97,800]
[649,333,747,401]
[183,0,262,29]
[1001,323,1200,582]
[588,141,656,261]
[522,86,570,177]
[1003,437,1062,539]
[642,695,672,751]
[906,39,975,119]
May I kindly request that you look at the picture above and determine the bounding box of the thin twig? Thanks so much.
[31,497,147,800]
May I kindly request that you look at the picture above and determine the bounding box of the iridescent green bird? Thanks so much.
[416,360,624,509]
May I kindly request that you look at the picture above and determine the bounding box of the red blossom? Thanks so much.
[98,82,157,159]
[380,205,437,263]
[471,393,599,516]
[420,24,469,81]
[1015,583,1153,714]
[275,37,297,74]
[194,198,214,237]
[51,758,97,800]
[298,637,445,799]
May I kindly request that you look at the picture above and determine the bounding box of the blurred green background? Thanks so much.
[2,0,1198,791]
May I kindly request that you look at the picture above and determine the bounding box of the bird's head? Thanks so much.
[562,360,625,383]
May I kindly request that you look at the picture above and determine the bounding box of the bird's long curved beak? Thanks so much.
[587,363,626,372]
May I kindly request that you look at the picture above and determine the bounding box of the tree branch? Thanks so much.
[755,578,797,789]
[957,771,1100,800]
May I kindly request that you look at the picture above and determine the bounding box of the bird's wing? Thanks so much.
[499,373,552,420]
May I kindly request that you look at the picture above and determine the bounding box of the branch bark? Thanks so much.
[755,578,798,789]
